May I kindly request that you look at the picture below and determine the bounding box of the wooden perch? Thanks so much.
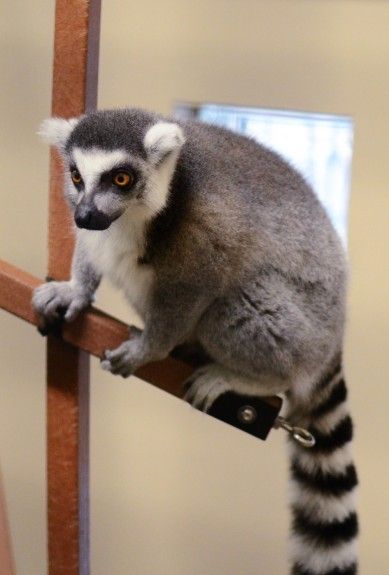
[0,259,193,398]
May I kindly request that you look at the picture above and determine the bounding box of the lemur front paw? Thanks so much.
[32,281,91,329]
[101,338,144,378]
[184,364,233,412]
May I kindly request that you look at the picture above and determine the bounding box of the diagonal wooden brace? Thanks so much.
[0,259,282,416]
[0,259,193,396]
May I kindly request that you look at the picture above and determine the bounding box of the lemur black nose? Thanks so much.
[75,204,93,228]
[74,204,112,230]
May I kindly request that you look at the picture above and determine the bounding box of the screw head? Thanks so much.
[238,405,257,424]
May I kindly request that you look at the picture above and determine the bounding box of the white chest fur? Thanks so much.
[79,212,154,318]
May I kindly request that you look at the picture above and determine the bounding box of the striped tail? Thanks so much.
[288,361,359,575]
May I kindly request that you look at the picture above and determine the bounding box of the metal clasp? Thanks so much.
[274,416,316,448]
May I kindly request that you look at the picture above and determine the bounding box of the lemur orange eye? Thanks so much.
[113,172,132,187]
[71,169,82,185]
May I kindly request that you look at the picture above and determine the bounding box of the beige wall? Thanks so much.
[1,1,389,573]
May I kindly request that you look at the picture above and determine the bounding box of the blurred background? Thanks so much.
[1,1,388,573]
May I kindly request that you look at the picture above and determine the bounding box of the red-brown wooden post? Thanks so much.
[46,1,101,574]
[0,468,15,575]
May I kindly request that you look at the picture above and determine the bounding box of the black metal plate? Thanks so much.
[208,392,282,440]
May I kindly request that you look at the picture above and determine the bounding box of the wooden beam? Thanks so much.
[47,339,90,575]
[1,257,289,426]
[0,259,193,398]
[0,259,286,411]
[0,468,15,575]
[0,261,39,324]
[46,1,101,574]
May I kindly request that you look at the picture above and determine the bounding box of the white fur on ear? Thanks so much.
[38,117,79,148]
[144,122,185,164]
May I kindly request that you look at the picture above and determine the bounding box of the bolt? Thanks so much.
[238,405,257,424]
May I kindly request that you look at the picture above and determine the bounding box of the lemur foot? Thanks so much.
[102,332,144,378]
[183,364,234,412]
[32,281,92,333]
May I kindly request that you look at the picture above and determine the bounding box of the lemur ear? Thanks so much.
[144,122,185,165]
[38,117,79,149]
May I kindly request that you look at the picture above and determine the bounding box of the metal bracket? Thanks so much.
[208,392,282,441]
[208,392,315,447]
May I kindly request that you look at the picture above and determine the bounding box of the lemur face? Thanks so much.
[65,146,149,230]
[39,109,185,231]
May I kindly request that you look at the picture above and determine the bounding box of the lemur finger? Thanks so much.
[40,299,61,319]
[182,366,208,393]
[104,342,130,361]
[106,353,132,371]
[64,301,84,322]
[185,392,207,412]
[100,358,133,378]
[33,284,58,307]
[103,342,140,375]
[44,298,67,319]
[202,385,229,412]
[64,308,77,322]
[32,286,56,313]
[100,360,112,372]
[182,377,196,395]
[182,367,209,394]
[184,371,231,412]
[184,383,209,409]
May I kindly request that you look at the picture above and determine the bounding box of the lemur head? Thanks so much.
[39,109,185,230]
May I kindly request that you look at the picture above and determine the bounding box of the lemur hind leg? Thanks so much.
[184,362,287,412]
[188,273,332,409]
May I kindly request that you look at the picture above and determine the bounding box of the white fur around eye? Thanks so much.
[144,122,185,163]
[38,117,80,148]
[71,148,129,193]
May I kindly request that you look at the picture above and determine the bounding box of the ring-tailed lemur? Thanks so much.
[33,108,358,575]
